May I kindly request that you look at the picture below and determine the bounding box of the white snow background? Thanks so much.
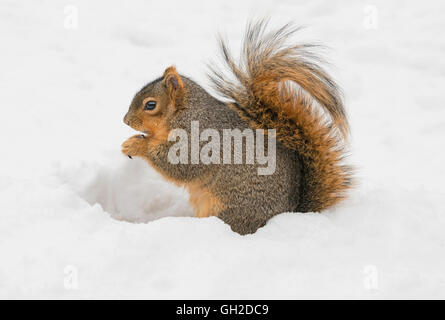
[1,0,444,299]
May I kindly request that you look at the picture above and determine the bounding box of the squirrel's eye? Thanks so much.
[144,100,157,110]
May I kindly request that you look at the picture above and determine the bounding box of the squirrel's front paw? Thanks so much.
[121,134,147,159]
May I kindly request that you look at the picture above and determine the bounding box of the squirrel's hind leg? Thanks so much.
[218,207,269,235]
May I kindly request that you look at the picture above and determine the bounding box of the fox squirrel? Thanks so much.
[122,20,353,235]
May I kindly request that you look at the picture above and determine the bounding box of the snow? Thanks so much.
[1,0,445,299]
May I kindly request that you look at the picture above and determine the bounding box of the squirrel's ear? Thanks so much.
[163,66,183,91]
[163,66,185,108]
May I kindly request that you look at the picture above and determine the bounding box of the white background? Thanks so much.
[1,0,444,298]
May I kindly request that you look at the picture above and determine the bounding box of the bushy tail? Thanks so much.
[208,20,354,212]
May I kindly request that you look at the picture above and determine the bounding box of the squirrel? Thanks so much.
[122,20,353,235]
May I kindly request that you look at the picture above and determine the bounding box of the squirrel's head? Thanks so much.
[123,66,187,136]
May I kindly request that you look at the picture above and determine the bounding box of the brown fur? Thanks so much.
[187,182,224,218]
[163,66,187,109]
[208,20,353,212]
[121,72,224,217]
[122,136,224,218]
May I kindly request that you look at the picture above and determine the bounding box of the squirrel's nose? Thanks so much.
[123,114,130,126]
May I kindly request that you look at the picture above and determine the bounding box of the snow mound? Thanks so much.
[58,159,193,223]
